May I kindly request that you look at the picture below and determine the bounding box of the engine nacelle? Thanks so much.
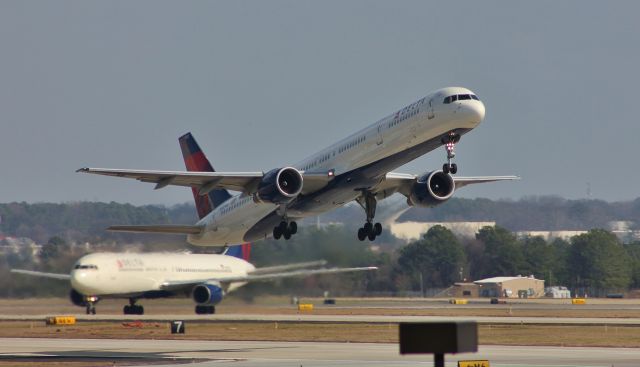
[407,170,455,207]
[253,167,303,204]
[192,284,225,305]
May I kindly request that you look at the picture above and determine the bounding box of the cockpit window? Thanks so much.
[443,94,480,104]
[74,264,98,270]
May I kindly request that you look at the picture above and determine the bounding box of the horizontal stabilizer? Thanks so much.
[108,224,203,235]
[11,269,70,280]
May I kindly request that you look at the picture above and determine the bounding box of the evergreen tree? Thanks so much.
[475,226,526,278]
[568,229,631,291]
[396,225,467,289]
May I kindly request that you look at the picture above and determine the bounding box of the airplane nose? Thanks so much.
[460,100,485,125]
[70,270,91,292]
[471,101,486,123]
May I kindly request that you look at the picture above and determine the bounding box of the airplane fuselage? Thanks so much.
[71,252,254,298]
[188,87,485,245]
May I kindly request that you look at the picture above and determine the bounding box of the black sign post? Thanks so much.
[399,322,478,367]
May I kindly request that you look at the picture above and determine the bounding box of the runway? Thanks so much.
[4,313,640,325]
[1,337,638,367]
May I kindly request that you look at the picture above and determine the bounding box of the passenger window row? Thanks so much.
[443,94,479,104]
[388,109,419,128]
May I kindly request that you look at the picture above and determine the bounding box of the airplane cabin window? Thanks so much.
[451,95,458,102]
[459,94,471,100]
[471,95,479,100]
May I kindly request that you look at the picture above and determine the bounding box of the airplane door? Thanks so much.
[376,123,383,145]
[428,99,435,120]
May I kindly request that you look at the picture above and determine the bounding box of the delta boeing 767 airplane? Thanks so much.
[12,244,375,314]
[79,87,517,246]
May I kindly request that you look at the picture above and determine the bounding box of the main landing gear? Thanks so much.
[357,192,382,241]
[273,220,297,240]
[85,303,96,315]
[195,305,215,314]
[123,298,144,315]
[442,132,461,175]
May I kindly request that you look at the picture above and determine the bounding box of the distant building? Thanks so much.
[515,230,588,241]
[474,276,545,298]
[389,221,496,241]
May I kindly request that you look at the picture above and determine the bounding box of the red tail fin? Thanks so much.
[179,132,232,219]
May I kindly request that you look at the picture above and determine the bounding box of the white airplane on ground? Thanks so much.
[78,87,517,246]
[11,244,375,315]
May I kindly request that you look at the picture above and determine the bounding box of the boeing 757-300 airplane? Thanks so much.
[12,244,375,314]
[78,87,517,246]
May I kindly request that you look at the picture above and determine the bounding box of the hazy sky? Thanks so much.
[1,1,639,205]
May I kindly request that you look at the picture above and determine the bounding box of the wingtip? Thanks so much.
[76,167,89,173]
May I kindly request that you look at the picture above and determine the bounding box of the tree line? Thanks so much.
[2,224,639,298]
[3,196,640,243]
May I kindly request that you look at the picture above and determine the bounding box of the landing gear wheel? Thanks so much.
[443,164,450,174]
[374,222,382,236]
[367,231,376,241]
[123,305,131,315]
[273,226,282,240]
[283,231,291,240]
[86,304,96,315]
[358,228,366,241]
[195,305,216,314]
[450,163,458,174]
[364,222,373,234]
[289,221,298,235]
[279,221,288,232]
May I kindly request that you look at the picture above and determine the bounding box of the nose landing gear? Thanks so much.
[273,220,298,240]
[442,132,460,175]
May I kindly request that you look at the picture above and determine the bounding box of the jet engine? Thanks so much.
[407,170,455,207]
[192,284,225,305]
[253,167,303,204]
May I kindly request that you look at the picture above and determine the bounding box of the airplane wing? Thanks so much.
[375,172,520,197]
[77,168,332,195]
[250,260,328,275]
[11,269,70,280]
[107,224,204,235]
[160,266,377,290]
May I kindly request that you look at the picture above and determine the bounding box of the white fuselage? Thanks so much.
[70,252,254,297]
[188,87,486,245]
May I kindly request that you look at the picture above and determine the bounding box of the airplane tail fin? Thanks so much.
[223,243,251,262]
[179,132,232,219]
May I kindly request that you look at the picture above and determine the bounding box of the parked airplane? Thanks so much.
[78,87,518,245]
[11,244,375,315]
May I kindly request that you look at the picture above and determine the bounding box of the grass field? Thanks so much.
[1,297,640,348]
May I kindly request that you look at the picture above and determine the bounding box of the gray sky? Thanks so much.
[1,1,639,205]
